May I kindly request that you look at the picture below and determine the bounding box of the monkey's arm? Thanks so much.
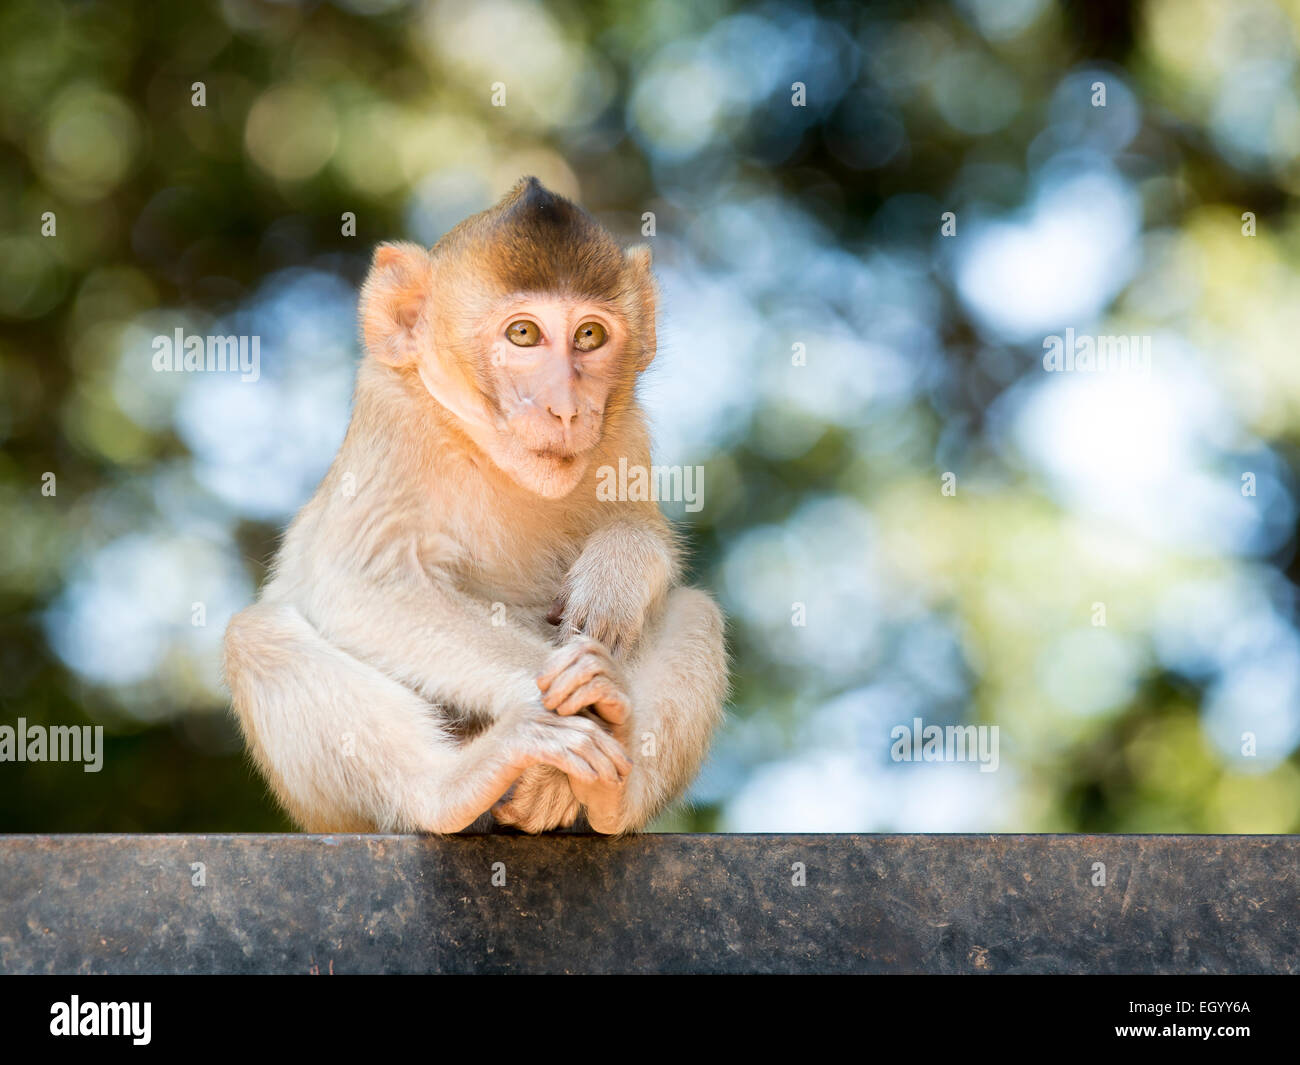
[534,586,727,834]
[552,513,678,656]
[300,568,559,719]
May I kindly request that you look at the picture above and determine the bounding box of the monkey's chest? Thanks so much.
[450,562,562,639]
[454,542,573,610]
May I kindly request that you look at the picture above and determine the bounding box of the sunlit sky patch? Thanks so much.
[952,158,1141,342]
[996,341,1293,555]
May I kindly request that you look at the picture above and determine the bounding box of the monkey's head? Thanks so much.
[360,177,657,499]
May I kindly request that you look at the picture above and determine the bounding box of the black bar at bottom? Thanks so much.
[0,974,1289,1052]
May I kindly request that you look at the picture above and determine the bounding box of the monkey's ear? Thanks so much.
[360,242,433,367]
[625,244,657,370]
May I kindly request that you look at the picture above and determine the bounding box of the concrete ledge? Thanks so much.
[0,834,1295,974]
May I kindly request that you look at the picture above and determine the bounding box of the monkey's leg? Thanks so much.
[224,602,625,833]
[539,586,728,834]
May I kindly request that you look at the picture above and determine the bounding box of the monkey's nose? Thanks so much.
[546,401,578,429]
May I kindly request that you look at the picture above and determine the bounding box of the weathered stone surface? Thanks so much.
[0,834,1294,973]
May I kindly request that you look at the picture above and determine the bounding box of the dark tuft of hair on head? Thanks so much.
[440,177,629,301]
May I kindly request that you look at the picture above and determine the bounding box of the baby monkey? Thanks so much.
[224,177,727,834]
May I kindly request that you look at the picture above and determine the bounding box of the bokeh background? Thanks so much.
[3,0,1299,832]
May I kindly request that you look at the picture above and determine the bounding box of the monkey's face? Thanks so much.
[474,295,627,498]
[359,178,656,500]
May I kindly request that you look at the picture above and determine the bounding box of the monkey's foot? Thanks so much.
[491,766,581,834]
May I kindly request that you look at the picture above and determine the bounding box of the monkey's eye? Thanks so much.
[506,320,541,346]
[573,321,607,352]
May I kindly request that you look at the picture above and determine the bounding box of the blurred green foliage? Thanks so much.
[3,0,1300,832]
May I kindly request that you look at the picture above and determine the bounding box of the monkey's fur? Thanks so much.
[224,178,728,834]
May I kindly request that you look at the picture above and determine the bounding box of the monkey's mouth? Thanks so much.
[531,446,579,464]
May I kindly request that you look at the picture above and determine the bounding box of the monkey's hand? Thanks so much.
[549,521,674,655]
[496,693,631,800]
[536,636,632,741]
[536,637,634,834]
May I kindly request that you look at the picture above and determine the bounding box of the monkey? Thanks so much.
[223,177,728,835]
